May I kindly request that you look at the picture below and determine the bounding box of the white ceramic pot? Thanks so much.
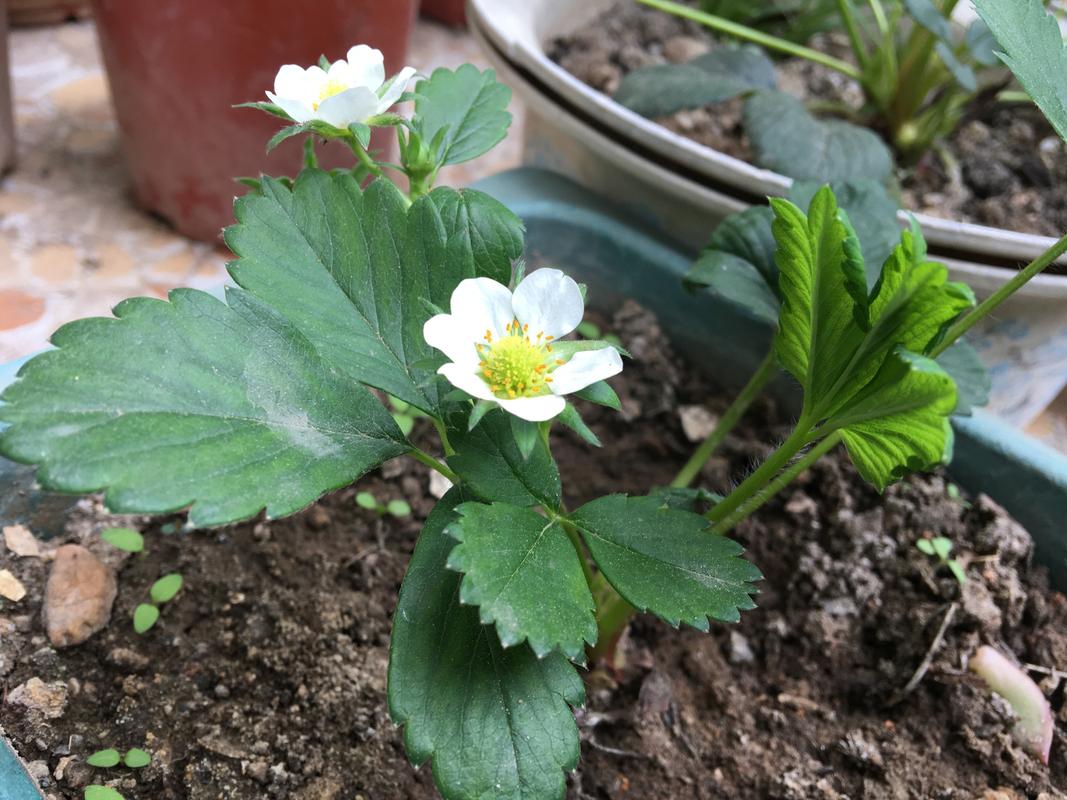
[468,0,1067,426]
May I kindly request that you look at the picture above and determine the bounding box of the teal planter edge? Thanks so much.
[0,735,43,800]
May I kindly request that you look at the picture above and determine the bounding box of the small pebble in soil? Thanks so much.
[43,544,117,647]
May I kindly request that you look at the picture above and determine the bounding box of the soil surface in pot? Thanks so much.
[549,2,1067,239]
[1,302,1065,799]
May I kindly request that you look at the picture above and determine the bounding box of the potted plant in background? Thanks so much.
[467,0,1067,427]
[89,0,417,243]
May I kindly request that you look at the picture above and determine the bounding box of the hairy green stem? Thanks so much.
[410,447,460,484]
[559,517,598,592]
[589,571,634,662]
[433,418,456,457]
[347,137,385,180]
[671,349,777,489]
[635,0,863,80]
[930,233,1067,358]
[713,432,841,533]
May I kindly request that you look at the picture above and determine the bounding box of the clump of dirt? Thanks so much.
[1,303,1064,799]
[549,1,1067,238]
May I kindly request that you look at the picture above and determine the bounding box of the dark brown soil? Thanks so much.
[549,1,1067,238]
[2,302,1065,799]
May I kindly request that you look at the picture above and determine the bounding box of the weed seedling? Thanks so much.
[917,536,967,586]
[133,573,183,634]
[356,491,412,518]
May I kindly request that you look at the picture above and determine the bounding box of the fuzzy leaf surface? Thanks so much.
[446,502,596,660]
[573,495,760,629]
[414,65,513,165]
[0,289,407,527]
[389,490,584,800]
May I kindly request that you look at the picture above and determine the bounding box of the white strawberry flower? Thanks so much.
[266,44,416,129]
[424,269,624,422]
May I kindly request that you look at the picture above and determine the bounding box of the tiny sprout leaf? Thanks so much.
[356,492,379,510]
[387,499,412,517]
[84,787,125,800]
[133,604,159,634]
[916,538,936,556]
[87,749,121,768]
[948,560,968,587]
[123,748,151,769]
[931,536,953,560]
[101,528,144,553]
[150,573,183,604]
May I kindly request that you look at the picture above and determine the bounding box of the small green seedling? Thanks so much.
[356,491,412,518]
[917,536,967,586]
[100,528,144,553]
[133,573,183,633]
[87,747,151,770]
[389,395,428,437]
[946,482,972,509]
[84,787,125,800]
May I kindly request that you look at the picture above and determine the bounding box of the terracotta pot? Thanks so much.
[90,0,417,242]
[7,0,89,26]
[421,0,467,26]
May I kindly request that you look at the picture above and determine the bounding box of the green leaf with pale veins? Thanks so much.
[0,289,407,527]
[615,46,777,117]
[744,91,894,184]
[825,348,958,491]
[447,409,561,508]
[414,65,513,165]
[446,502,596,660]
[936,339,990,416]
[975,0,1067,142]
[389,490,584,800]
[573,495,761,629]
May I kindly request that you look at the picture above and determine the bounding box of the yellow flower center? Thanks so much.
[313,78,349,111]
[477,320,565,400]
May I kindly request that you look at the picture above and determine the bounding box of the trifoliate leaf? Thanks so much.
[826,348,958,491]
[86,749,121,768]
[389,490,584,800]
[101,528,144,553]
[150,573,183,604]
[974,0,1067,142]
[123,749,151,769]
[615,46,776,117]
[0,289,407,527]
[744,91,894,184]
[447,410,561,509]
[414,65,513,165]
[133,604,159,634]
[226,171,523,414]
[446,502,596,660]
[573,495,761,629]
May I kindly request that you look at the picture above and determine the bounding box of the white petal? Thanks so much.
[438,362,497,402]
[346,44,386,90]
[314,86,380,128]
[497,394,567,422]
[511,268,584,340]
[273,64,316,104]
[550,347,623,396]
[449,277,515,341]
[424,314,480,369]
[266,91,314,124]
[376,66,417,113]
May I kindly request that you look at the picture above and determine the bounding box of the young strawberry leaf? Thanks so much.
[447,410,562,509]
[226,171,523,415]
[615,46,776,117]
[744,91,894,184]
[0,289,407,527]
[414,65,513,166]
[974,0,1067,142]
[389,490,584,800]
[445,502,597,661]
[935,339,991,416]
[572,495,761,629]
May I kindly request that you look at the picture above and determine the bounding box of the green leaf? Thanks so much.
[916,538,936,555]
[386,499,412,517]
[744,91,894,184]
[614,46,776,117]
[414,65,512,165]
[234,100,291,120]
[647,485,722,513]
[965,19,999,66]
[447,409,562,508]
[84,787,125,800]
[686,251,780,324]
[101,528,144,553]
[826,348,958,491]
[573,380,621,411]
[974,0,1067,142]
[936,339,990,415]
[700,205,778,288]
[226,172,522,413]
[122,749,151,769]
[133,604,159,634]
[446,502,596,660]
[931,536,953,560]
[572,495,761,629]
[948,559,968,586]
[86,749,121,768]
[558,402,601,447]
[150,573,183,604]
[389,490,584,800]
[0,289,407,527]
[904,0,977,90]
[356,491,379,510]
